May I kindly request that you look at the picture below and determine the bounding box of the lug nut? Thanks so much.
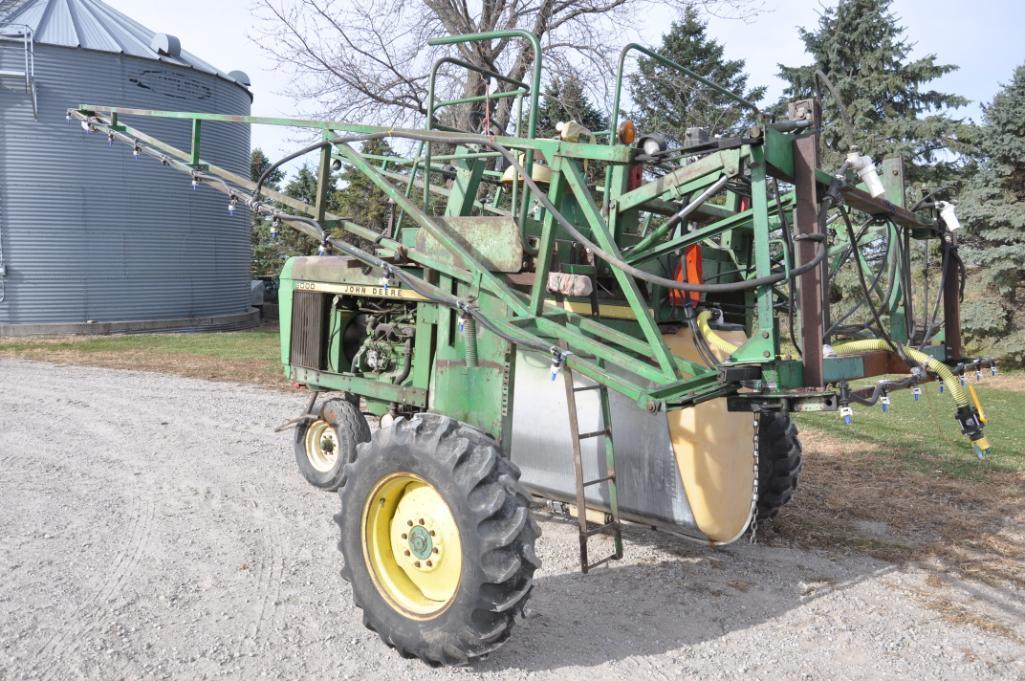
[432,547,439,554]
[404,550,410,556]
[429,530,436,536]
[418,518,425,525]
[407,520,413,526]
[401,533,407,540]
[426,560,433,567]
[414,561,421,568]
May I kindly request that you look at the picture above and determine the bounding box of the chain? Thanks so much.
[749,414,760,544]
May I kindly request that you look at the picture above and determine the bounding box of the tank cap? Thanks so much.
[228,70,252,87]
[150,33,181,58]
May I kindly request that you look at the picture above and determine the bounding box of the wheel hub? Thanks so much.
[391,487,448,575]
[305,419,339,473]
[362,473,462,618]
[407,525,433,560]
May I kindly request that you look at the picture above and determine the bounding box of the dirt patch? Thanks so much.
[763,428,1025,617]
[980,372,1025,393]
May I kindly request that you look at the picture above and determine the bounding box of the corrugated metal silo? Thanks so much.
[0,0,256,336]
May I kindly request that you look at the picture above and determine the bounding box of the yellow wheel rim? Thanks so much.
[362,473,462,619]
[305,419,339,473]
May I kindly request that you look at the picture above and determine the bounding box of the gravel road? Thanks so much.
[1,358,1022,680]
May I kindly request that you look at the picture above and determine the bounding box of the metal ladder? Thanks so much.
[561,359,623,573]
[0,21,38,118]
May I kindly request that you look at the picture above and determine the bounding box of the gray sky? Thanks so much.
[104,0,1025,170]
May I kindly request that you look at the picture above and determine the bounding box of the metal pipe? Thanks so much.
[627,175,729,254]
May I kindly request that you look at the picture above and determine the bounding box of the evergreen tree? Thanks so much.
[336,139,399,242]
[777,0,970,192]
[251,148,284,190]
[958,65,1025,365]
[629,6,765,145]
[250,148,292,277]
[536,74,608,138]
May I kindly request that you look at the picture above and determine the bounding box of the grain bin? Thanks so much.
[0,0,255,336]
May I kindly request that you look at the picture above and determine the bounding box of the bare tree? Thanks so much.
[252,0,758,134]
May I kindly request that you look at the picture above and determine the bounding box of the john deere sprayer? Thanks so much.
[71,29,996,666]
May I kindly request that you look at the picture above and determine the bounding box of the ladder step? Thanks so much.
[584,521,619,537]
[577,428,609,440]
[582,475,614,488]
[572,384,603,393]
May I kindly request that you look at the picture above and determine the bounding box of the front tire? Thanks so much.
[294,398,371,491]
[336,414,540,665]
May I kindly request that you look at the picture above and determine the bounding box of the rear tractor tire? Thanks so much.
[756,412,803,520]
[336,413,540,665]
[294,397,371,491]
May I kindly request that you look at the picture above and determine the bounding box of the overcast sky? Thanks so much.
[104,0,1025,172]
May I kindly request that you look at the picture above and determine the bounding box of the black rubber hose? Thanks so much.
[772,179,801,356]
[837,207,919,370]
[823,223,892,337]
[815,69,856,152]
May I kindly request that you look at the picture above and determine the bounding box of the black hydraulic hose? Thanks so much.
[255,138,335,200]
[899,224,916,341]
[828,214,878,281]
[838,206,904,358]
[772,179,801,357]
[815,69,856,151]
[918,239,949,349]
[836,210,926,374]
[823,224,892,337]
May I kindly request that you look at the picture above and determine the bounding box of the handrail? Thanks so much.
[427,31,542,139]
[425,55,531,214]
[428,31,543,230]
[604,42,761,212]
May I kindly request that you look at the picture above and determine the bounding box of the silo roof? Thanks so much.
[0,0,252,93]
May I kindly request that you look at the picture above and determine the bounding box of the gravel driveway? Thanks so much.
[1,358,1022,680]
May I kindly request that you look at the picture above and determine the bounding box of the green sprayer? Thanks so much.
[70,30,995,666]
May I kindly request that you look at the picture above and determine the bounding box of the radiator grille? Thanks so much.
[290,290,331,370]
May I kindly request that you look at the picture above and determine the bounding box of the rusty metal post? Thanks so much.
[790,99,825,387]
[942,234,963,361]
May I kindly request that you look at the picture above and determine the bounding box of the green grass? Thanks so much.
[0,329,281,361]
[796,377,1025,478]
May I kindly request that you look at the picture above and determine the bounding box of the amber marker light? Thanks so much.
[617,120,636,145]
